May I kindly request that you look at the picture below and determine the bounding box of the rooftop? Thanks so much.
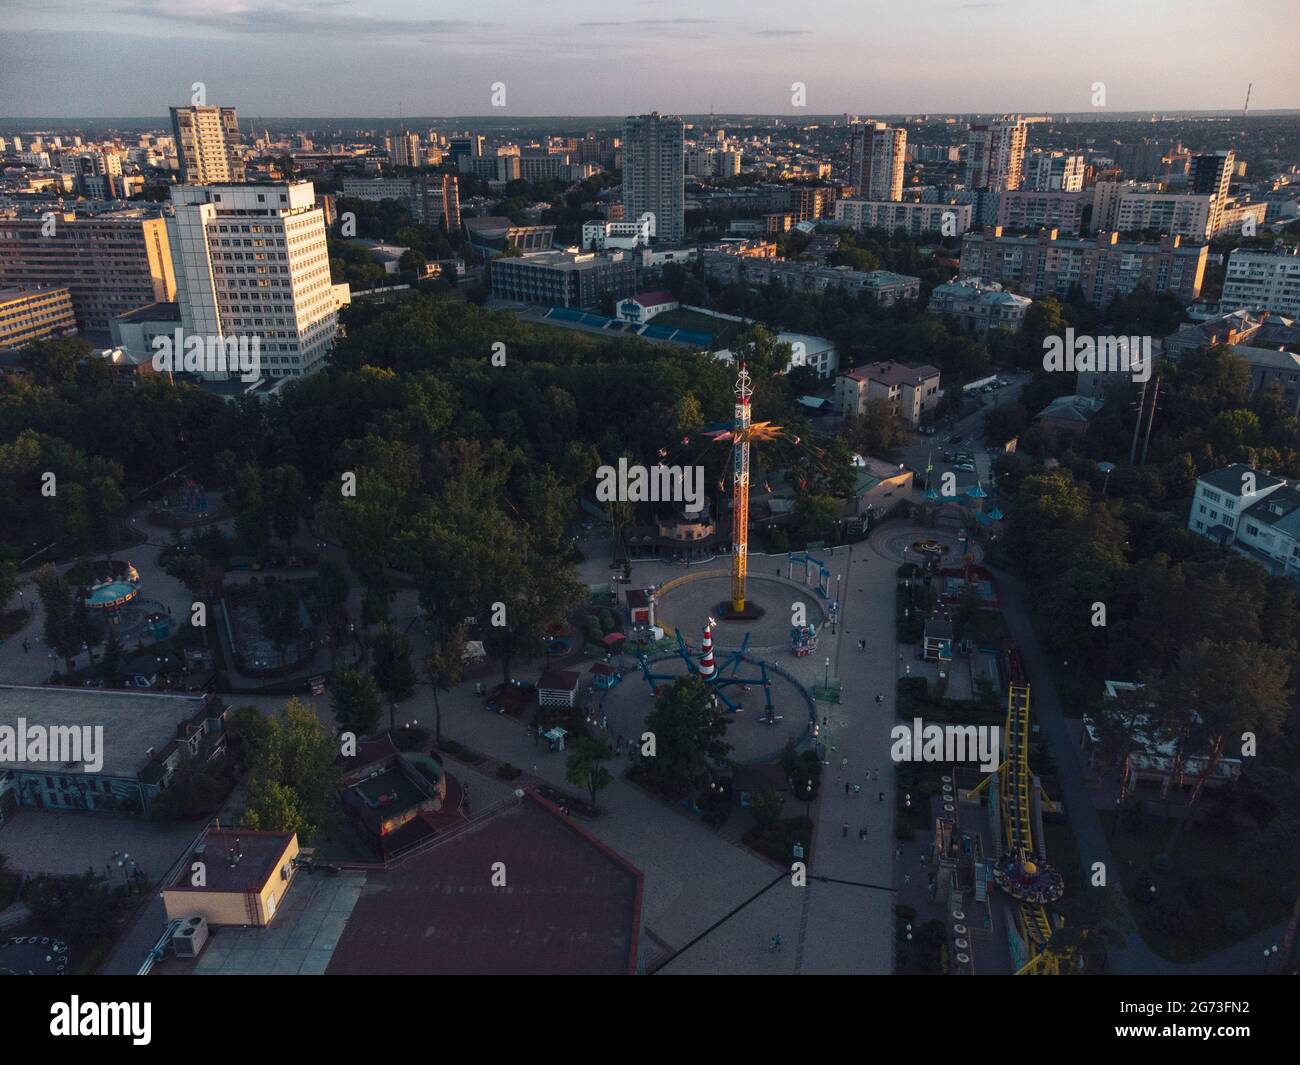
[0,685,210,778]
[326,792,642,975]
[165,828,295,895]
[1198,463,1285,497]
[845,361,941,387]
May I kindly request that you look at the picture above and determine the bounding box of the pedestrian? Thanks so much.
[878,791,885,802]
[904,874,911,885]
[853,784,861,795]
[858,828,865,841]
[841,756,848,770]
[841,821,849,838]
[860,826,868,841]
[844,782,851,795]
[530,764,538,775]
[875,693,882,704]
[600,713,608,730]
[22,639,28,653]
[895,846,902,859]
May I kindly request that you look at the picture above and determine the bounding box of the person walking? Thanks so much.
[878,791,885,802]
[841,821,849,838]
[844,782,851,795]
[22,639,29,653]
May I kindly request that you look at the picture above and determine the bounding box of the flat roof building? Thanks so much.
[0,285,77,347]
[0,211,176,333]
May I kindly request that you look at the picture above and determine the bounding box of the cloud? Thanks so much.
[106,0,491,40]
[578,18,716,27]
[753,29,811,37]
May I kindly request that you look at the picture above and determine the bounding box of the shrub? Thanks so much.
[497,762,523,781]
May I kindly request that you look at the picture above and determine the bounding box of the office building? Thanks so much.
[0,285,77,346]
[1189,150,1235,235]
[0,211,176,332]
[959,227,1207,308]
[848,122,907,202]
[489,249,637,309]
[170,105,246,184]
[965,117,1027,192]
[702,249,920,304]
[166,182,341,380]
[622,113,685,243]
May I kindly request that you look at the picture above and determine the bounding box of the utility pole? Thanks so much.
[1139,374,1161,466]
[1128,376,1150,466]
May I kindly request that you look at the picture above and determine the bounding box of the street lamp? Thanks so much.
[1098,461,1116,498]
[824,656,830,689]
[1264,944,1279,972]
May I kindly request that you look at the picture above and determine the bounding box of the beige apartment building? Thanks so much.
[0,211,176,332]
[170,105,247,183]
[836,361,942,427]
[0,285,77,346]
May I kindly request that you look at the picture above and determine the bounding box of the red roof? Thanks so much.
[326,791,642,975]
[631,289,676,307]
[538,669,581,691]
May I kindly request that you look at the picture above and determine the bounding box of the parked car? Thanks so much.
[954,462,977,472]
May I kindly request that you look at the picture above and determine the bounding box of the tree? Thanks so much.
[0,560,18,613]
[640,675,733,799]
[35,564,79,671]
[371,623,416,731]
[424,624,466,746]
[566,736,614,810]
[241,697,340,842]
[327,668,383,736]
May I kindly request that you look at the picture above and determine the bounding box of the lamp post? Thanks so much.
[824,656,830,690]
[1264,944,1279,972]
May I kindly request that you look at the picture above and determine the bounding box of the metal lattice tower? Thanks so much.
[731,363,752,613]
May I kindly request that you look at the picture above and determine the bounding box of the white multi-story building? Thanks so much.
[1222,245,1300,317]
[582,213,655,250]
[166,182,342,381]
[1188,464,1300,581]
[1026,151,1084,193]
[1111,191,1215,240]
[835,198,972,237]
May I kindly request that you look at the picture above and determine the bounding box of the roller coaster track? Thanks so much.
[971,678,1069,974]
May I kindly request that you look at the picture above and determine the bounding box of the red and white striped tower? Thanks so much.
[699,618,717,679]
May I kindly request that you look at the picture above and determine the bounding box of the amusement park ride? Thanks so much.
[969,644,1079,975]
[635,618,774,715]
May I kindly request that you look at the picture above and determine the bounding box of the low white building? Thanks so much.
[583,213,655,250]
[1188,463,1300,580]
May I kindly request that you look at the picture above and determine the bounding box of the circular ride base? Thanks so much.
[656,574,825,652]
[598,652,811,764]
[716,600,765,622]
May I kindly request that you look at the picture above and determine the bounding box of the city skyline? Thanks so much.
[2,0,1298,118]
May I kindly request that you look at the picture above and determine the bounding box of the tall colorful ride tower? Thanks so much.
[731,363,753,613]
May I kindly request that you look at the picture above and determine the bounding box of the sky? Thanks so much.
[2,0,1297,118]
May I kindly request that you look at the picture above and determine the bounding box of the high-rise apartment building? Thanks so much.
[1027,151,1084,193]
[166,182,340,380]
[965,117,1027,192]
[170,106,246,184]
[622,113,685,244]
[0,210,176,331]
[1189,150,1235,234]
[389,131,420,168]
[848,122,907,202]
